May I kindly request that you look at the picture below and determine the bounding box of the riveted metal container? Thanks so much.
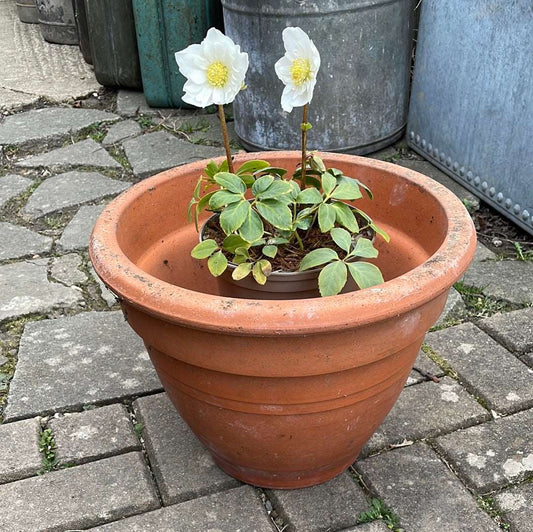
[36,0,78,44]
[132,0,223,108]
[16,0,39,23]
[407,0,533,235]
[85,0,142,89]
[221,0,414,154]
[72,0,92,64]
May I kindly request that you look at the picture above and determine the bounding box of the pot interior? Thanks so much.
[114,154,449,298]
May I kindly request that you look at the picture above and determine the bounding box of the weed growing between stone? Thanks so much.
[357,497,404,531]
[477,496,511,531]
[38,427,58,473]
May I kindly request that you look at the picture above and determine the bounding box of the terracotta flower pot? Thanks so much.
[90,152,476,489]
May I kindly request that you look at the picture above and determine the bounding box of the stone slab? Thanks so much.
[473,242,497,263]
[267,472,367,532]
[102,120,142,147]
[462,260,533,305]
[358,443,500,532]
[0,417,42,484]
[0,88,39,111]
[406,349,445,386]
[0,0,100,109]
[23,171,129,218]
[50,253,88,286]
[366,145,398,162]
[51,403,139,465]
[523,353,533,368]
[477,307,533,355]
[396,159,480,208]
[0,109,118,146]
[495,483,533,532]
[57,204,106,251]
[0,452,159,531]
[5,311,162,420]
[433,287,466,327]
[187,114,239,146]
[122,131,223,178]
[133,393,240,505]
[0,174,33,209]
[361,377,490,456]
[16,139,122,169]
[434,409,533,493]
[0,222,52,260]
[426,323,533,414]
[93,485,272,531]
[342,522,391,532]
[0,259,83,323]
[90,264,118,307]
[116,90,185,118]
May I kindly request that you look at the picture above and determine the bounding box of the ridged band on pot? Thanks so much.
[36,0,78,45]
[16,0,39,24]
[221,0,414,154]
[90,152,476,488]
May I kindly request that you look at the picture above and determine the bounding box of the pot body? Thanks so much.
[72,0,92,64]
[36,0,78,45]
[90,152,476,488]
[16,0,39,23]
[222,0,413,154]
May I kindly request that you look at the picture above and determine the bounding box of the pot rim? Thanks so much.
[89,151,476,336]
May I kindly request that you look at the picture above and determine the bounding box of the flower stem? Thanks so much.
[218,104,234,173]
[301,104,308,188]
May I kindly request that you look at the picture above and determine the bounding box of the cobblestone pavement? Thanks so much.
[1,10,533,532]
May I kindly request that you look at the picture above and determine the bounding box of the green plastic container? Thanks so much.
[132,0,223,108]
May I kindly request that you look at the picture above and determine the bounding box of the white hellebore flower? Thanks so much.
[274,27,321,113]
[175,28,248,108]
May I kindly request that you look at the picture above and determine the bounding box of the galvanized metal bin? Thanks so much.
[408,0,533,235]
[85,0,142,89]
[221,0,414,153]
[132,0,223,108]
[16,0,39,23]
[36,0,78,44]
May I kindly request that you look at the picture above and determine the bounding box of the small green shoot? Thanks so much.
[358,498,404,531]
[39,428,58,473]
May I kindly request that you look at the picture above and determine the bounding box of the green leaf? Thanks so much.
[207,251,228,276]
[255,167,287,178]
[219,200,250,234]
[236,160,270,175]
[297,187,323,204]
[222,234,250,253]
[255,199,293,231]
[239,209,264,242]
[347,262,384,289]
[257,180,293,200]
[197,191,216,212]
[192,176,202,199]
[239,173,255,187]
[288,180,301,200]
[205,161,219,178]
[349,238,379,259]
[331,201,359,232]
[252,260,271,285]
[356,179,373,199]
[262,245,277,258]
[322,172,337,196]
[318,203,336,232]
[232,262,252,280]
[300,122,312,131]
[305,176,322,189]
[371,222,391,243]
[309,155,326,172]
[330,181,362,200]
[318,261,347,297]
[209,190,242,210]
[251,175,274,196]
[299,248,339,271]
[327,167,343,177]
[191,239,218,259]
[214,172,246,194]
[330,227,352,253]
[219,159,229,173]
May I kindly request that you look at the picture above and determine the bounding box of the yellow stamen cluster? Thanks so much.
[290,58,312,86]
[206,61,229,88]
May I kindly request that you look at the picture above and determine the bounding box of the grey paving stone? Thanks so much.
[0,452,159,531]
[495,482,533,532]
[90,264,118,307]
[473,242,497,263]
[186,114,239,146]
[434,409,533,493]
[5,311,162,420]
[396,159,480,208]
[16,139,122,170]
[406,349,445,386]
[267,472,367,532]
[523,353,533,368]
[0,88,39,111]
[0,259,83,323]
[341,523,391,532]
[0,222,52,260]
[133,392,239,505]
[50,253,88,285]
[366,145,397,162]
[361,377,490,456]
[93,485,271,531]
[433,287,466,327]
[426,323,533,414]
[57,204,106,252]
[0,108,118,146]
[358,443,500,532]
[462,260,533,305]
[102,120,142,147]
[0,174,33,209]
[22,171,129,218]
[0,417,42,484]
[51,403,139,465]
[123,131,223,179]
[477,307,533,355]
[0,354,8,366]
[116,90,184,118]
